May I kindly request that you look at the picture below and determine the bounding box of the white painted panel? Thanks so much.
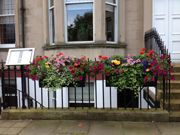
[172,18,180,34]
[154,0,166,15]
[154,18,166,35]
[172,0,180,14]
[172,41,180,52]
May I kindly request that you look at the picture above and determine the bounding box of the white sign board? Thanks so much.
[6,48,35,65]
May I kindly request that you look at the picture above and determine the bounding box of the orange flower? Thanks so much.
[140,51,144,54]
[141,47,146,51]
[98,55,103,59]
[36,57,41,61]
[102,56,108,60]
[74,63,78,66]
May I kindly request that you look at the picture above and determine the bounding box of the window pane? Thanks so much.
[106,5,114,42]
[69,83,94,101]
[106,0,116,4]
[0,0,14,15]
[67,3,93,42]
[66,0,93,2]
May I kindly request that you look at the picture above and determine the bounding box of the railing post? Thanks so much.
[21,65,26,109]
[1,60,6,109]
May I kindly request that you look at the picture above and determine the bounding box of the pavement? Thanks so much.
[0,120,179,135]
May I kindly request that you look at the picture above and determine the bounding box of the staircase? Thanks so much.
[158,64,180,121]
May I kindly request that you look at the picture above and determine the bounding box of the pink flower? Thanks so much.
[74,77,77,80]
[150,77,155,82]
[170,75,175,81]
[71,70,75,75]
[32,77,36,81]
[153,58,157,62]
[162,70,166,74]
[25,72,29,76]
[79,68,83,71]
[25,66,28,70]
[121,69,125,72]
[168,55,171,58]
[144,76,147,82]
[164,74,167,78]
[116,69,119,74]
[89,66,92,71]
[36,63,40,66]
[69,66,73,70]
[155,66,160,70]
[39,70,41,73]
[47,62,51,64]
[150,62,154,66]
[155,62,158,65]
[36,77,38,80]
[169,69,172,73]
[149,67,152,71]
[158,69,162,73]
[79,76,83,80]
[153,70,157,75]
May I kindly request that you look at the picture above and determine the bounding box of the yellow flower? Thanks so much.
[111,60,117,63]
[46,65,50,69]
[115,61,121,65]
[146,69,150,72]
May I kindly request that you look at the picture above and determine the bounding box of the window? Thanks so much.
[106,0,117,42]
[0,0,15,48]
[65,0,94,43]
[49,0,55,44]
[69,82,94,107]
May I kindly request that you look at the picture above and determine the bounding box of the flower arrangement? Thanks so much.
[25,48,174,95]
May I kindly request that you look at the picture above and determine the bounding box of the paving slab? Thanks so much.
[11,120,31,128]
[88,121,124,135]
[54,120,90,134]
[1,128,22,135]
[0,128,8,134]
[0,121,16,128]
[0,121,6,125]
[19,120,61,135]
[156,122,180,135]
[123,122,161,135]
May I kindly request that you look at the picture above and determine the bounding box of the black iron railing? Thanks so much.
[145,28,171,111]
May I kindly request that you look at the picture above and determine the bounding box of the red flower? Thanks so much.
[141,47,146,51]
[102,56,108,60]
[98,55,103,59]
[81,56,86,60]
[59,53,63,56]
[140,51,144,54]
[36,57,41,61]
[44,55,48,58]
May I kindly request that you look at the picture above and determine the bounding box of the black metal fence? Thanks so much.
[0,28,171,112]
[145,28,171,112]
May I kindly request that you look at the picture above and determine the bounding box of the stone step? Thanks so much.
[169,111,180,122]
[157,80,180,89]
[158,89,180,99]
[160,99,180,111]
[171,63,180,72]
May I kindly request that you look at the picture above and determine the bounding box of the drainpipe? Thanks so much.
[20,0,26,109]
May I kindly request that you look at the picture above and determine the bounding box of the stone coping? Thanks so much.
[42,43,127,50]
[2,108,169,122]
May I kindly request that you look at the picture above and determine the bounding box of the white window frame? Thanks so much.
[64,0,95,44]
[48,0,55,45]
[105,0,118,44]
[0,1,15,48]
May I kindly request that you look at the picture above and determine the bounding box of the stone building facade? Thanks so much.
[0,0,152,60]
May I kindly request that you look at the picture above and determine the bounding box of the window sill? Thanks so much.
[43,42,127,50]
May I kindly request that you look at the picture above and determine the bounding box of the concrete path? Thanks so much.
[0,120,179,135]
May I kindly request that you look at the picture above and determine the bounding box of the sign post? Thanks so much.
[6,48,35,109]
